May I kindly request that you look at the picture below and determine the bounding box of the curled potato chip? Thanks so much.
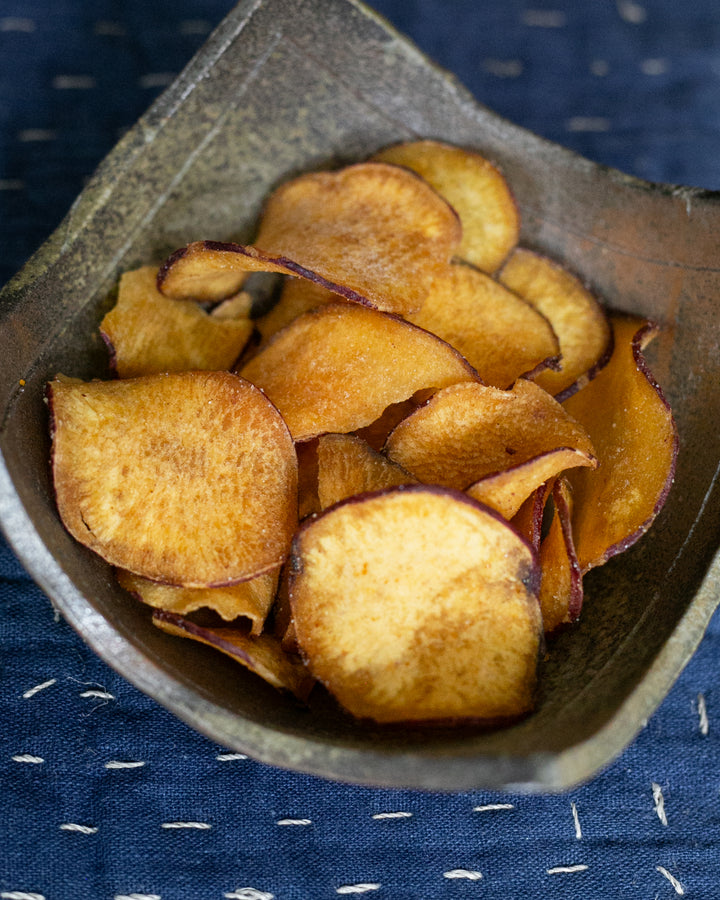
[373,139,519,273]
[153,609,314,701]
[117,568,278,635]
[240,302,479,441]
[385,380,596,506]
[49,371,297,587]
[316,433,418,510]
[254,161,462,316]
[538,478,583,633]
[100,266,254,377]
[256,276,335,344]
[499,248,612,400]
[511,484,550,552]
[562,316,678,573]
[408,261,560,388]
[290,486,541,723]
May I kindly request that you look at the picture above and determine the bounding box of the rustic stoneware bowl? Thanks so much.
[1,0,719,792]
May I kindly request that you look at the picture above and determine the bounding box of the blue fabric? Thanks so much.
[2,1,720,897]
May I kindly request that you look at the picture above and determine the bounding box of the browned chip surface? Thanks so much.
[374,140,519,273]
[49,371,297,587]
[117,568,278,635]
[563,316,678,573]
[240,302,478,441]
[499,248,612,400]
[254,162,462,316]
[316,433,418,510]
[409,261,559,388]
[290,486,541,723]
[385,379,596,494]
[538,478,582,632]
[100,266,253,377]
[256,277,336,344]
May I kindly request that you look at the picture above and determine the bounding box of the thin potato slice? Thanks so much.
[316,433,418,510]
[100,266,254,377]
[254,162,462,316]
[499,248,612,400]
[296,438,321,520]
[353,398,421,451]
[408,261,560,388]
[373,140,519,273]
[49,371,297,587]
[466,448,593,520]
[511,484,549,551]
[257,276,336,344]
[290,486,541,723]
[563,317,678,573]
[152,609,314,701]
[240,302,479,441]
[385,380,596,498]
[538,479,583,633]
[117,568,278,635]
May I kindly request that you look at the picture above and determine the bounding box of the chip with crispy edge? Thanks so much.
[562,316,678,574]
[317,433,418,510]
[100,266,254,377]
[511,483,551,551]
[290,486,541,723]
[538,478,583,633]
[499,248,612,401]
[117,568,278,635]
[240,302,479,441]
[253,161,462,316]
[152,609,314,701]
[49,371,297,587]
[408,261,560,388]
[373,139,520,273]
[384,380,596,504]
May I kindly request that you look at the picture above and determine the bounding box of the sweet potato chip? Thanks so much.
[290,486,541,723]
[49,371,297,587]
[562,316,678,573]
[100,266,254,377]
[117,568,278,635]
[408,261,560,388]
[153,609,314,701]
[499,248,612,400]
[373,139,519,273]
[316,433,418,510]
[385,380,596,503]
[256,276,335,344]
[240,302,478,441]
[511,485,549,552]
[538,479,583,632]
[254,161,462,316]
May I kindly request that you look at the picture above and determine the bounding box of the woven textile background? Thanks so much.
[2,2,720,898]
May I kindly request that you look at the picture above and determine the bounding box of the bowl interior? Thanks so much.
[1,0,720,791]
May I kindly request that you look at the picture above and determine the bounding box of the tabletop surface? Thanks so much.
[2,2,720,898]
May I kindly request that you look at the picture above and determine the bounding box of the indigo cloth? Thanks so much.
[2,2,720,898]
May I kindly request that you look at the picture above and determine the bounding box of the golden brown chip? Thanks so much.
[290,486,541,723]
[373,139,519,273]
[511,483,551,551]
[562,316,678,573]
[256,276,336,344]
[499,248,612,400]
[99,266,254,377]
[408,261,560,388]
[538,479,582,633]
[296,438,321,520]
[316,433,418,510]
[254,161,462,316]
[49,371,297,587]
[153,609,314,701]
[117,568,278,635]
[385,380,596,504]
[240,302,479,441]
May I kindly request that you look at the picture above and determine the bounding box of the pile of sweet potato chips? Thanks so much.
[48,141,677,725]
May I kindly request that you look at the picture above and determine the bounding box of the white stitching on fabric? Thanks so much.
[336,886,381,895]
[11,755,44,764]
[22,679,56,699]
[652,783,668,826]
[697,693,709,736]
[473,803,514,812]
[60,824,98,834]
[656,867,685,895]
[216,753,248,761]
[371,812,412,820]
[443,870,483,880]
[160,822,211,830]
[114,894,162,900]
[105,761,145,769]
[571,802,582,840]
[79,690,115,700]
[276,819,311,826]
[1,893,46,900]
[547,865,589,874]
[223,890,274,900]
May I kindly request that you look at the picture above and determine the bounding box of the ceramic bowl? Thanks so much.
[1,0,719,791]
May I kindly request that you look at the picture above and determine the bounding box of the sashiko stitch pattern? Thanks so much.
[2,2,720,898]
